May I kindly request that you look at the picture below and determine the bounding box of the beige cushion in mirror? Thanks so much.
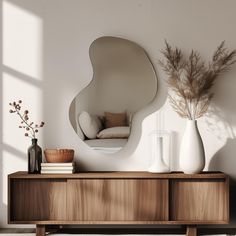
[104,112,127,128]
[79,111,102,139]
[97,126,130,139]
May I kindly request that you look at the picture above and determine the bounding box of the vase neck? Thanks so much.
[187,119,197,125]
[187,119,197,122]
[186,119,199,131]
[31,139,38,145]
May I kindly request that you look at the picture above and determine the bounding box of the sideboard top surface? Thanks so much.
[9,171,227,179]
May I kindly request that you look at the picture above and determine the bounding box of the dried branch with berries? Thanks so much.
[9,100,45,139]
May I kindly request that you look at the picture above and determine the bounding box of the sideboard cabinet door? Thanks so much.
[10,179,67,221]
[67,179,169,222]
[170,179,229,222]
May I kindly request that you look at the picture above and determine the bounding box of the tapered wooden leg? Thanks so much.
[186,226,197,236]
[36,225,45,236]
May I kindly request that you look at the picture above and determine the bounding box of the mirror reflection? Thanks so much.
[70,36,157,153]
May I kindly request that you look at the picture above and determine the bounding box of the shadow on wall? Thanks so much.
[206,66,236,224]
[209,138,236,225]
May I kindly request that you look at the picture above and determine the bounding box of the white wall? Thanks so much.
[1,0,236,228]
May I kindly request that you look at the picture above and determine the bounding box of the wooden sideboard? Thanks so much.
[8,171,229,236]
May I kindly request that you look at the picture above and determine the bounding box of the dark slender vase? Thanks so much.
[28,138,42,174]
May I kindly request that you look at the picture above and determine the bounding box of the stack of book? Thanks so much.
[41,162,75,174]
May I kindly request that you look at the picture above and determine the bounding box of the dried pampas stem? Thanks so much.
[159,41,236,120]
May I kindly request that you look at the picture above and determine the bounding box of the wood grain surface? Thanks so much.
[9,171,227,179]
[36,225,45,236]
[8,171,229,227]
[186,226,197,236]
[170,179,229,222]
[67,179,169,221]
[10,179,67,221]
[9,220,229,225]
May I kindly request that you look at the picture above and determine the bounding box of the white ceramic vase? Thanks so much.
[179,120,205,174]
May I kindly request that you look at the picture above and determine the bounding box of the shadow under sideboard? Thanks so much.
[1,227,236,235]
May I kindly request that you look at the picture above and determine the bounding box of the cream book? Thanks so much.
[41,162,75,167]
[41,170,75,174]
[41,166,74,170]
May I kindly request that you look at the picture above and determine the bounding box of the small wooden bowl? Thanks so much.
[44,149,74,163]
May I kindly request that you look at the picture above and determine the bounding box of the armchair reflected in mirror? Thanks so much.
[69,36,158,153]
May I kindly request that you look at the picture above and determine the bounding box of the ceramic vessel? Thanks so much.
[179,120,205,174]
[148,131,170,173]
[28,139,42,174]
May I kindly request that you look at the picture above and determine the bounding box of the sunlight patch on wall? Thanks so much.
[3,0,43,80]
[2,72,43,152]
[2,150,27,204]
[1,1,44,223]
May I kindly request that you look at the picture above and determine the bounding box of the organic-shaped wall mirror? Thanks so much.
[69,36,157,153]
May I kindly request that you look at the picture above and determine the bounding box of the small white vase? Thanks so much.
[179,120,205,174]
[149,136,170,173]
